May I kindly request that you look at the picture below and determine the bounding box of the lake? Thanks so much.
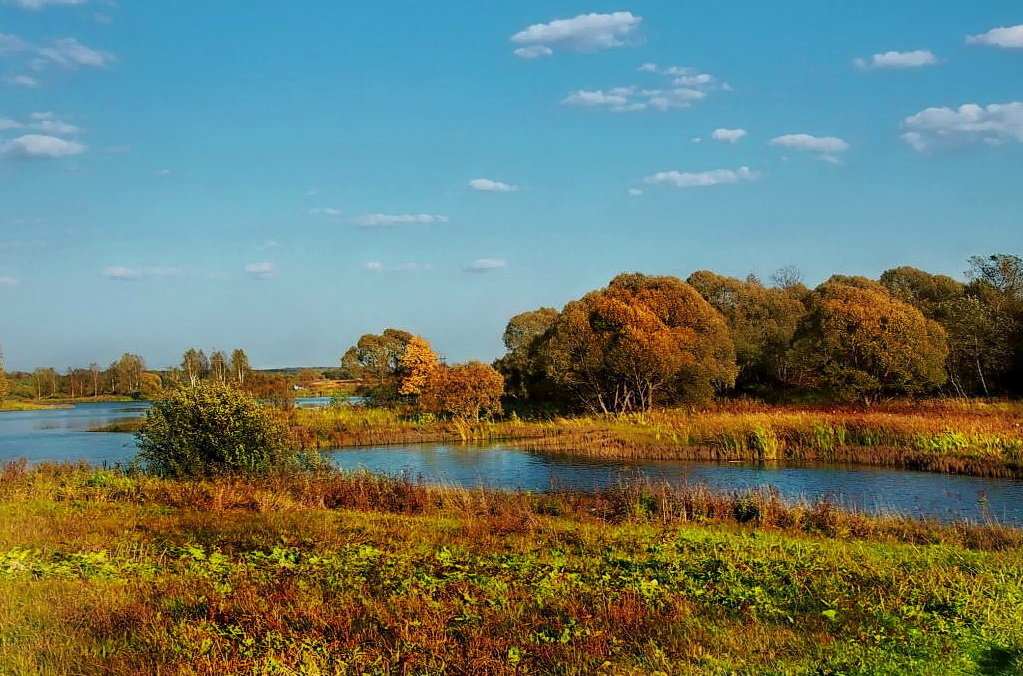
[3,401,1023,525]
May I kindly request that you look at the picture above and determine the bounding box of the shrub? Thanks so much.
[135,382,293,478]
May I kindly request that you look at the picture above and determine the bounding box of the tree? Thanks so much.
[421,361,505,421]
[537,273,737,413]
[230,349,251,385]
[398,336,438,396]
[787,279,948,402]
[0,346,8,404]
[297,369,322,390]
[879,266,965,320]
[341,329,414,380]
[32,367,58,399]
[209,350,229,383]
[495,308,560,400]
[114,353,145,396]
[182,349,208,387]
[967,254,1023,309]
[940,296,1017,397]
[140,372,164,399]
[688,271,805,391]
[135,382,292,478]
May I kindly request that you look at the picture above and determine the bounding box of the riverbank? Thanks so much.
[1,463,1021,674]
[0,401,72,412]
[285,400,1023,479]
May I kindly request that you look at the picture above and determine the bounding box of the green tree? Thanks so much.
[688,271,805,392]
[209,350,229,383]
[787,279,948,402]
[114,353,145,396]
[182,349,208,387]
[135,382,292,478]
[494,308,559,400]
[879,266,965,320]
[341,329,414,404]
[538,273,737,413]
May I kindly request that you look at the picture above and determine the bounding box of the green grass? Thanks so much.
[1,463,1022,674]
[0,401,72,412]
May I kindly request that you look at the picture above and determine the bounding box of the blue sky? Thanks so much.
[0,1,1020,370]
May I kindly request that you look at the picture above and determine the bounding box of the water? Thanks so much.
[3,402,1023,525]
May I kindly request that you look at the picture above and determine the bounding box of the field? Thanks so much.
[285,399,1023,479]
[1,462,1022,675]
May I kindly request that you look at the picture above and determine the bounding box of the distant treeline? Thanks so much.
[2,253,1020,411]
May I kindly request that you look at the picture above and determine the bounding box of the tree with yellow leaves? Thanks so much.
[398,335,439,396]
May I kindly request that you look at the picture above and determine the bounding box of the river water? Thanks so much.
[3,401,1022,525]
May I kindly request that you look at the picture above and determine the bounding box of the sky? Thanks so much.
[0,1,1020,371]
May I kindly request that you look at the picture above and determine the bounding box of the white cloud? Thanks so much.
[363,261,433,273]
[769,134,850,162]
[628,188,643,196]
[0,276,19,287]
[469,178,518,192]
[5,75,40,88]
[309,207,342,216]
[0,118,22,131]
[465,258,508,273]
[101,266,183,282]
[967,25,1023,49]
[643,166,760,188]
[511,12,642,57]
[28,112,78,135]
[563,65,727,113]
[0,134,85,159]
[354,213,449,228]
[854,50,939,70]
[711,128,747,143]
[513,45,553,59]
[37,37,113,69]
[244,262,277,280]
[3,0,88,8]
[901,102,1023,151]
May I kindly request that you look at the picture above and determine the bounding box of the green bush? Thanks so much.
[135,382,293,478]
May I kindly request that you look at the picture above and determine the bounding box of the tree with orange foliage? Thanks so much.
[398,336,438,396]
[539,273,737,413]
[788,279,948,402]
[421,361,504,421]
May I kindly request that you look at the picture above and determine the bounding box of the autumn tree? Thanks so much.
[688,271,805,392]
[114,353,145,396]
[140,372,164,399]
[787,279,948,402]
[230,349,251,385]
[341,329,414,404]
[421,361,504,421]
[537,273,737,413]
[182,349,208,387]
[398,336,439,396]
[297,369,322,390]
[494,308,560,401]
[209,350,229,383]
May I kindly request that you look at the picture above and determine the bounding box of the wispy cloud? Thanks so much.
[643,166,760,188]
[468,178,518,193]
[901,102,1023,152]
[5,74,39,88]
[854,50,939,70]
[0,276,20,287]
[511,12,642,58]
[0,32,113,87]
[966,25,1023,49]
[243,262,277,280]
[363,261,434,273]
[0,134,85,160]
[562,64,728,113]
[2,0,88,8]
[465,258,508,273]
[309,207,342,216]
[101,266,184,282]
[354,213,449,228]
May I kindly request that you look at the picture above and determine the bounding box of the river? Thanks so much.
[3,401,1022,525]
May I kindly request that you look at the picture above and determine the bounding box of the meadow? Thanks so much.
[1,462,1022,675]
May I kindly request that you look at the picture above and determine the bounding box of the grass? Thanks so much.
[1,462,1023,674]
[0,401,72,412]
[283,399,1023,480]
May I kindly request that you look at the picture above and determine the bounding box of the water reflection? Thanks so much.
[3,403,1023,525]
